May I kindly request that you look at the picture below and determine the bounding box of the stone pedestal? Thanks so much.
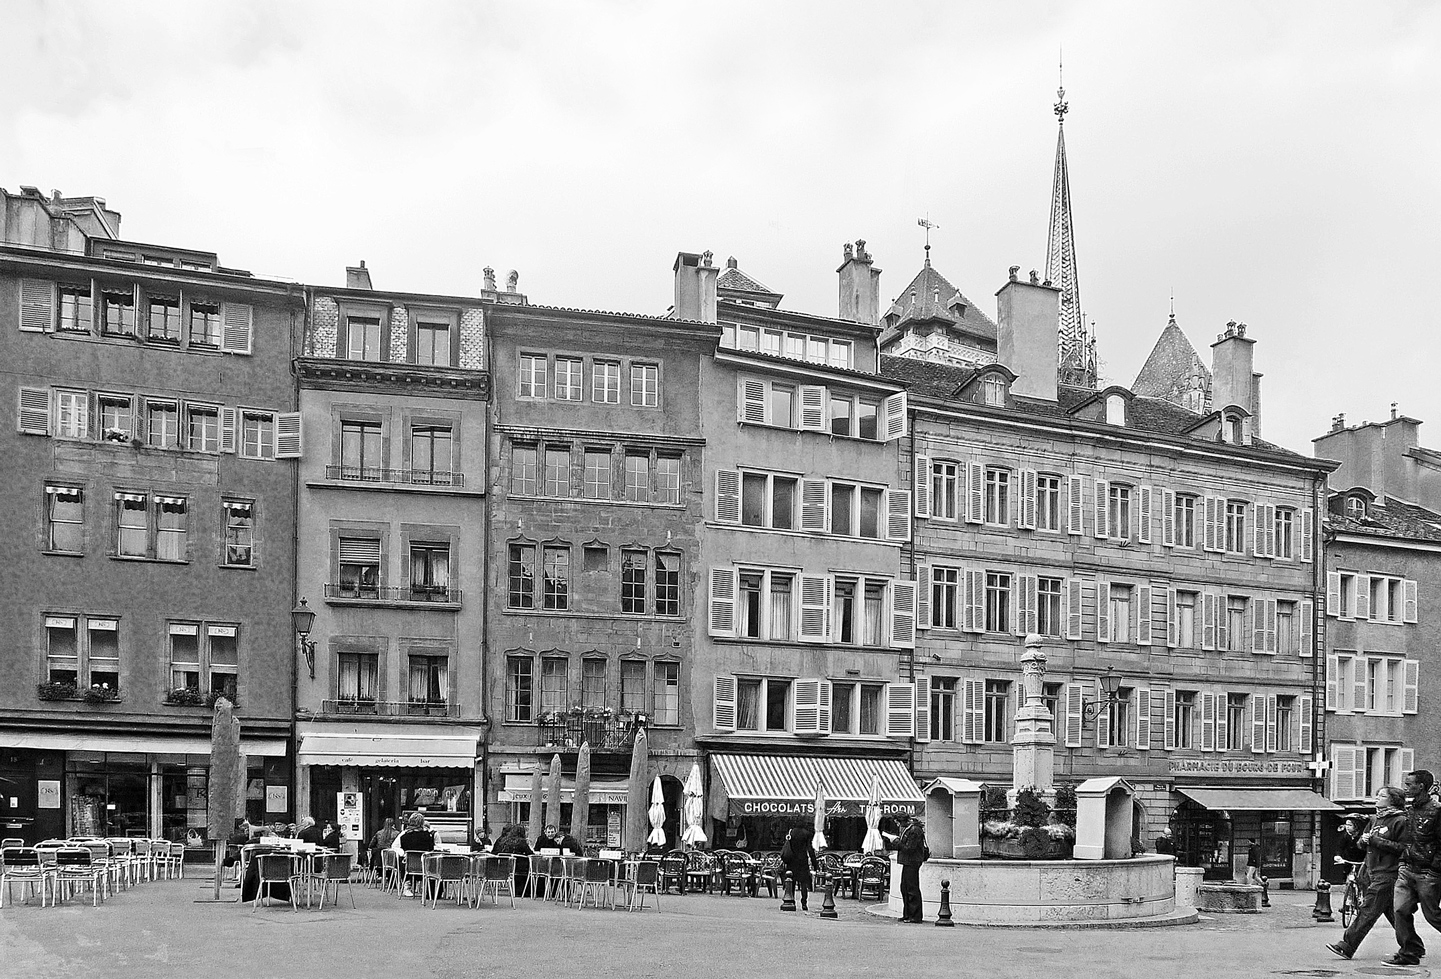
[1174,865,1203,913]
[1010,636,1056,797]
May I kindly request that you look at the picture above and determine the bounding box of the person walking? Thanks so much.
[1386,770,1441,967]
[1244,839,1262,884]
[1327,787,1423,961]
[886,812,930,923]
[780,826,819,911]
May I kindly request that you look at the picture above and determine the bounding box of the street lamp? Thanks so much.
[291,598,316,680]
[1081,667,1124,721]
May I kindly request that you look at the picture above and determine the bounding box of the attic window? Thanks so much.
[981,374,1006,407]
[1345,496,1366,520]
[1227,415,1244,444]
[1105,394,1126,426]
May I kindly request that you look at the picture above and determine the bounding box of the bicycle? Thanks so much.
[1334,857,1364,929]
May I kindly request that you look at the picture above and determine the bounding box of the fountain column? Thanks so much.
[1010,635,1055,798]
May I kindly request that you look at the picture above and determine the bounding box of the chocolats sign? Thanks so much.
[1170,758,1307,777]
[732,799,921,818]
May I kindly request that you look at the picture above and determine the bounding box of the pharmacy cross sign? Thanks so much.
[1307,755,1331,778]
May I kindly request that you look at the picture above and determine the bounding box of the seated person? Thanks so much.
[320,821,343,850]
[469,826,494,853]
[556,828,583,855]
[534,824,561,852]
[392,813,436,853]
[295,816,324,845]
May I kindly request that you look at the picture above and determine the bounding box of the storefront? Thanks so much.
[1172,785,1339,884]
[496,766,637,848]
[708,754,924,853]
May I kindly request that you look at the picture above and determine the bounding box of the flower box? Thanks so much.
[982,838,1073,860]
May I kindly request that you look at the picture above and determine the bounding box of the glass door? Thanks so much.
[1259,818,1293,878]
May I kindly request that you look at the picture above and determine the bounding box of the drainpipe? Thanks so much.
[477,315,495,824]
[1310,470,1327,889]
[287,289,304,823]
[906,408,918,777]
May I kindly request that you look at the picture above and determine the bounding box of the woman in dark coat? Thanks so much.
[780,826,819,911]
[491,824,534,896]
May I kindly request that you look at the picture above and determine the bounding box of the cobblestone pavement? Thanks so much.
[1,875,1435,979]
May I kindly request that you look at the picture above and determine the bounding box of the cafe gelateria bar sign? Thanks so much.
[1170,758,1307,777]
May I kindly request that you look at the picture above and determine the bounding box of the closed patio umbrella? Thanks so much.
[570,743,592,843]
[527,767,544,844]
[681,763,706,848]
[625,728,649,853]
[861,775,885,854]
[647,776,667,847]
[813,778,829,851]
[545,753,563,833]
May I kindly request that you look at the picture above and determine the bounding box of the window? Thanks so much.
[830,483,854,535]
[655,552,680,616]
[186,404,219,452]
[190,301,221,347]
[624,453,649,502]
[98,395,133,442]
[511,445,538,496]
[241,412,274,459]
[1174,692,1195,749]
[979,374,1006,406]
[1175,494,1197,548]
[169,624,238,699]
[829,394,853,437]
[1338,573,1357,619]
[508,544,536,609]
[1276,696,1294,751]
[1037,577,1063,637]
[554,357,583,401]
[45,485,84,553]
[1175,591,1198,648]
[984,572,1011,633]
[45,616,119,692]
[222,500,254,567]
[931,679,957,742]
[581,658,606,707]
[653,662,679,725]
[1226,694,1246,750]
[857,398,879,440]
[545,446,570,497]
[344,315,381,361]
[833,577,885,646]
[769,383,795,428]
[113,493,187,561]
[1274,508,1295,560]
[540,657,568,713]
[1106,688,1132,747]
[1041,682,1062,722]
[410,425,452,481]
[408,654,448,707]
[1345,496,1366,520]
[829,340,853,369]
[414,321,451,366]
[1226,596,1247,651]
[736,679,762,731]
[831,682,854,734]
[931,462,958,520]
[1276,600,1297,653]
[542,546,570,610]
[858,487,883,539]
[340,420,383,478]
[630,363,659,407]
[101,289,136,336]
[1036,475,1061,531]
[1107,483,1132,540]
[518,354,547,398]
[337,537,380,598]
[51,389,85,439]
[1225,501,1247,554]
[931,567,959,629]
[116,494,148,557]
[657,456,681,505]
[507,656,533,721]
[620,661,646,713]
[146,400,179,448]
[338,652,378,702]
[621,549,647,614]
[583,545,608,572]
[859,684,883,735]
[58,284,93,333]
[593,361,620,404]
[735,677,791,732]
[1109,584,1132,643]
[147,296,180,341]
[409,543,451,601]
[984,468,1010,525]
[737,569,794,641]
[984,680,1010,743]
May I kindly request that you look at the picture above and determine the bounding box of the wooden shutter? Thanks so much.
[1299,694,1313,753]
[817,680,833,734]
[964,570,983,633]
[1252,598,1267,653]
[1331,744,1358,800]
[708,568,737,636]
[798,385,826,431]
[1325,653,1340,711]
[714,470,741,523]
[1163,688,1177,750]
[17,387,50,435]
[1203,496,1219,552]
[221,302,253,354]
[1215,694,1229,752]
[1265,695,1278,752]
[274,412,303,458]
[1066,579,1084,640]
[1250,695,1265,754]
[891,581,916,649]
[1096,582,1112,643]
[713,675,736,731]
[1355,575,1372,621]
[883,392,907,440]
[1400,748,1416,782]
[1327,572,1342,616]
[1252,503,1266,556]
[1137,586,1152,646]
[886,489,912,542]
[913,455,931,519]
[799,479,828,532]
[1404,660,1420,714]
[1063,682,1084,747]
[1200,692,1216,751]
[1161,488,1176,546]
[1167,587,1178,648]
[965,462,984,524]
[799,575,830,642]
[793,679,822,734]
[1299,600,1313,657]
[1265,600,1278,653]
[1137,486,1152,544]
[738,377,766,423]
[1201,592,1217,650]
[1136,688,1151,750]
[1067,475,1085,535]
[1301,508,1314,562]
[962,679,984,744]
[885,683,915,737]
[1094,480,1109,539]
[1403,579,1418,623]
[1018,574,1038,635]
[916,564,931,630]
[914,678,931,743]
[219,407,238,453]
[19,278,53,332]
[1095,678,1112,749]
[1019,469,1038,530]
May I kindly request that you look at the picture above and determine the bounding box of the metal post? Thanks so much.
[1312,880,1334,921]
[820,880,837,919]
[780,870,796,912]
[935,879,955,926]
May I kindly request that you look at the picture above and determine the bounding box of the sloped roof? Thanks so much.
[882,262,997,342]
[1329,495,1441,543]
[716,257,782,307]
[1133,316,1210,399]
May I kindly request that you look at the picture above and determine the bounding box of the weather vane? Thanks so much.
[1055,47,1068,122]
[917,215,939,265]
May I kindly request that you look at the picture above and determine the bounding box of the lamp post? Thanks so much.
[291,598,316,680]
[1081,667,1124,721]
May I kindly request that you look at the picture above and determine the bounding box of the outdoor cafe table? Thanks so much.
[242,842,335,907]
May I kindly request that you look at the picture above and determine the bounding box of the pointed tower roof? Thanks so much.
[1133,312,1213,412]
[716,256,782,308]
[882,261,996,342]
[1046,74,1097,389]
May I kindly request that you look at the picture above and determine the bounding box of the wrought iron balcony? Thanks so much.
[324,583,462,604]
[324,466,464,487]
[320,698,461,718]
[534,711,642,752]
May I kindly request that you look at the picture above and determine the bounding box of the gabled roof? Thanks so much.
[1133,315,1211,400]
[716,256,782,308]
[881,262,997,343]
[1329,494,1441,543]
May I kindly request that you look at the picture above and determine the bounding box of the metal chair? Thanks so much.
[54,847,106,906]
[378,848,401,894]
[620,860,661,911]
[0,847,54,908]
[657,852,686,894]
[162,840,186,880]
[401,850,427,898]
[856,856,889,901]
[313,853,356,910]
[106,838,138,888]
[130,839,155,883]
[251,853,301,911]
[1,838,26,850]
[573,858,614,909]
[422,853,471,908]
[721,851,757,896]
[80,841,122,895]
[474,855,517,908]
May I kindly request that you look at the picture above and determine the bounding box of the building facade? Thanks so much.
[0,186,301,843]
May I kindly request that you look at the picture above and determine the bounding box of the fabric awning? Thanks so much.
[498,773,631,806]
[710,754,924,819]
[297,733,477,769]
[2,732,287,756]
[1176,787,1341,813]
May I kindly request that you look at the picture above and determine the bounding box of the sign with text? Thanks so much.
[1170,758,1307,777]
[36,780,60,810]
[266,785,289,814]
[337,791,363,842]
[730,799,921,818]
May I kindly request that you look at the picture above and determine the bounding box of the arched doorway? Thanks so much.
[659,774,683,851]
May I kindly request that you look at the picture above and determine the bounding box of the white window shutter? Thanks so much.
[17,387,50,435]
[1067,475,1085,535]
[817,680,833,734]
[1095,679,1112,749]
[1325,654,1340,711]
[19,278,54,332]
[1252,503,1265,556]
[969,570,986,633]
[1203,496,1218,552]
[883,392,907,440]
[1404,579,1418,623]
[793,679,822,735]
[1355,575,1372,621]
[1404,660,1419,715]
[274,412,303,458]
[1064,682,1084,747]
[1217,593,1231,652]
[1138,486,1152,544]
[1265,694,1278,753]
[1266,504,1277,558]
[799,479,828,532]
[916,564,931,630]
[1019,469,1038,530]
[708,568,737,636]
[886,489,912,542]
[885,683,915,737]
[1299,694,1313,753]
[713,675,737,731]
[1161,488,1175,546]
[221,303,253,354]
[739,377,766,423]
[1096,582,1112,643]
[798,385,826,431]
[1019,574,1037,636]
[1201,592,1217,651]
[1094,479,1109,539]
[1200,691,1216,752]
[1326,572,1341,616]
[1136,688,1151,750]
[962,679,980,744]
[1400,747,1415,781]
[1331,744,1357,800]
[1137,586,1152,646]
[1353,658,1368,714]
[1266,599,1278,653]
[714,470,741,523]
[219,407,238,453]
[965,462,984,524]
[1301,508,1314,562]
[1066,579,1084,640]
[891,581,916,649]
[913,455,931,519]
[1215,694,1229,752]
[799,574,830,642]
[1250,695,1265,754]
[914,678,931,743]
[1252,599,1266,653]
[1298,600,1313,657]
[1167,587,1178,649]
[1163,688,1177,750]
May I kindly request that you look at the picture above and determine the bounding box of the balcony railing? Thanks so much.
[535,712,641,752]
[320,698,461,718]
[324,466,464,487]
[324,583,462,604]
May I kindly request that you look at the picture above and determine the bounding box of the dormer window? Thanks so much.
[1105,394,1126,426]
[1228,415,1244,444]
[981,374,1006,407]
[1345,496,1366,520]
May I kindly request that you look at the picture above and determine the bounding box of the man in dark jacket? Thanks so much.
[1327,788,1423,960]
[885,813,929,923]
[534,824,561,852]
[1386,770,1441,967]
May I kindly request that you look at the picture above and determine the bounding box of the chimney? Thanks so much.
[346,260,373,290]
[1211,320,1257,432]
[996,271,1061,402]
[837,239,881,326]
[483,266,496,292]
[1250,372,1263,438]
[672,250,717,323]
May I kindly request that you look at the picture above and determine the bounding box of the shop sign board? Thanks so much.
[1170,759,1307,777]
[731,799,921,818]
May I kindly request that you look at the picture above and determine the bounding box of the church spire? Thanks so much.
[1046,63,1098,389]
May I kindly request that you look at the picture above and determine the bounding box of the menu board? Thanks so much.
[337,791,363,843]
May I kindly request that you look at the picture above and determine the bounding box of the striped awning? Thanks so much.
[710,754,924,819]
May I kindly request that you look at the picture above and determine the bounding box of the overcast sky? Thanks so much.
[4,1,1437,457]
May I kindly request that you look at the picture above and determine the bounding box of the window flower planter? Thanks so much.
[37,681,78,701]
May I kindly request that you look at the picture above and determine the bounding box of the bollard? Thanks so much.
[1260,875,1270,908]
[935,880,955,927]
[780,870,796,912]
[1312,881,1334,921]
[820,880,838,919]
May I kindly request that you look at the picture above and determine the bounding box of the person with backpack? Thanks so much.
[885,812,930,923]
[780,826,819,911]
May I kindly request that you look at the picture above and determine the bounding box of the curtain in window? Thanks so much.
[863,583,884,646]
[736,681,760,730]
[409,656,446,703]
[770,577,793,641]
[155,498,187,561]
